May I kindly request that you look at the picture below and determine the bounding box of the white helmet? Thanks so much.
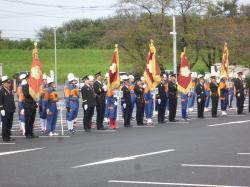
[47,77,54,84]
[42,74,47,80]
[204,74,210,80]
[140,76,145,81]
[68,73,75,82]
[88,75,94,81]
[191,72,197,78]
[19,74,27,80]
[197,74,204,79]
[1,75,9,82]
[228,73,233,78]
[128,75,134,81]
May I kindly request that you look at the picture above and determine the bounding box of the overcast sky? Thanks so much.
[0,0,250,40]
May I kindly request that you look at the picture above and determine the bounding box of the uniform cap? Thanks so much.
[95,72,101,77]
[197,74,204,79]
[43,74,47,80]
[1,75,9,83]
[88,75,94,81]
[128,75,134,80]
[19,74,27,80]
[47,77,54,84]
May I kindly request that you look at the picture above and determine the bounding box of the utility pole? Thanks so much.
[170,0,177,76]
[54,27,57,88]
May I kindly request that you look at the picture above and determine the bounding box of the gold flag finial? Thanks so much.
[115,44,118,48]
[181,47,186,58]
[149,39,154,47]
[224,42,227,47]
[32,42,38,59]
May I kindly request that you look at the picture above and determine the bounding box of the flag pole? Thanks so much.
[170,0,177,78]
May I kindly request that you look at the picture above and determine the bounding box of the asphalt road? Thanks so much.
[0,96,250,187]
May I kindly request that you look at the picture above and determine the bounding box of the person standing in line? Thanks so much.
[0,76,16,142]
[39,74,48,135]
[121,77,132,127]
[196,75,206,118]
[144,83,154,125]
[168,74,178,122]
[106,89,118,129]
[219,75,228,116]
[81,75,96,132]
[156,74,167,123]
[204,74,211,112]
[210,75,219,118]
[93,72,106,130]
[22,75,39,139]
[128,75,136,120]
[188,73,197,112]
[234,71,245,114]
[134,78,145,126]
[46,77,59,136]
[227,73,235,109]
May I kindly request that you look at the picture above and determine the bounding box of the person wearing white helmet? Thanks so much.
[64,73,79,134]
[128,74,136,120]
[46,77,59,136]
[81,75,96,132]
[38,74,48,135]
[219,75,228,116]
[204,74,211,112]
[227,73,235,109]
[16,73,28,136]
[0,75,16,142]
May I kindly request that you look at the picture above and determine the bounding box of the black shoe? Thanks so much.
[97,127,106,130]
[137,123,146,126]
[3,138,14,142]
[85,129,91,132]
[169,119,177,122]
[31,135,39,138]
[158,121,165,124]
[26,135,33,139]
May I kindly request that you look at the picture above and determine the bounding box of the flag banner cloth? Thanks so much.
[108,44,120,90]
[221,42,229,78]
[178,48,192,94]
[143,40,161,90]
[29,42,43,101]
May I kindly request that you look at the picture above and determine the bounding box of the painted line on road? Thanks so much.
[11,136,70,138]
[108,180,247,187]
[208,120,250,127]
[0,147,45,156]
[182,164,250,169]
[72,149,175,168]
[0,142,16,145]
[237,153,250,155]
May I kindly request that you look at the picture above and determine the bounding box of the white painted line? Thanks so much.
[208,120,250,127]
[108,180,247,187]
[72,149,175,168]
[0,147,45,156]
[133,126,155,128]
[237,153,250,155]
[0,143,16,145]
[168,122,189,124]
[11,136,70,138]
[182,164,250,169]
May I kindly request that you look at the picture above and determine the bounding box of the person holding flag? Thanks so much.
[178,48,192,121]
[22,43,43,139]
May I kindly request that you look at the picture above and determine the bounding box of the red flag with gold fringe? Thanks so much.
[108,44,120,90]
[143,39,161,90]
[178,48,192,94]
[28,42,43,101]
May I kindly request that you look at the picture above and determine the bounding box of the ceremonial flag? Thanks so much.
[28,42,43,101]
[178,47,192,94]
[108,44,120,90]
[143,39,161,90]
[220,42,229,78]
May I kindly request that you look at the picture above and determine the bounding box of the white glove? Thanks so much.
[237,93,240,97]
[84,104,88,110]
[157,99,161,104]
[123,103,126,109]
[46,108,50,114]
[20,109,25,115]
[198,98,201,103]
[143,84,146,89]
[1,110,5,117]
[102,85,107,92]
[114,101,118,106]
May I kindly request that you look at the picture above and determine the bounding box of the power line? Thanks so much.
[0,0,114,10]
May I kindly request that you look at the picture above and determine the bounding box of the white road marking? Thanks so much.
[0,143,16,145]
[237,153,250,155]
[11,136,70,138]
[72,149,175,168]
[108,180,247,187]
[0,147,45,156]
[208,120,250,127]
[182,164,250,169]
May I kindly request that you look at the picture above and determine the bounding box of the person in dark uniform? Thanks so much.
[210,75,219,117]
[121,76,132,127]
[134,78,145,126]
[196,75,206,118]
[22,76,39,139]
[168,74,178,122]
[81,75,96,132]
[0,76,16,142]
[93,72,106,130]
[235,71,245,114]
[157,74,167,123]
